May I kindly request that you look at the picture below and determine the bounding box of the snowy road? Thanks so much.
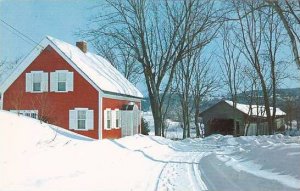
[126,136,300,191]
[200,153,299,191]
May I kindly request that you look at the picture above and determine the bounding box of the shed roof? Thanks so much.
[224,100,286,117]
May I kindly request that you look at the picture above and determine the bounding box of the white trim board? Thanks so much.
[98,93,103,140]
[100,91,142,103]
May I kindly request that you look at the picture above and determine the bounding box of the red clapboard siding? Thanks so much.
[3,45,99,139]
[102,97,141,139]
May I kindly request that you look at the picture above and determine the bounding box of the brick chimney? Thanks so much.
[76,41,87,53]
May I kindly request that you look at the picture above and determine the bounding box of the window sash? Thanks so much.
[107,119,111,129]
[58,82,66,91]
[78,110,86,119]
[107,110,112,129]
[58,72,66,82]
[33,73,42,83]
[33,82,41,91]
[78,119,86,129]
[57,72,67,91]
[116,110,120,128]
[77,110,87,130]
[32,73,42,92]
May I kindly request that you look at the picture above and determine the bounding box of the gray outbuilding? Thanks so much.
[199,100,286,136]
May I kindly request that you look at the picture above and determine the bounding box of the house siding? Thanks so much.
[3,45,99,139]
[102,97,141,139]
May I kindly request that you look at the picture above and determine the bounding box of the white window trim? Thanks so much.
[114,109,121,129]
[32,71,43,93]
[104,108,112,130]
[57,70,68,92]
[77,110,87,131]
[28,71,47,93]
[69,108,93,131]
[51,70,73,93]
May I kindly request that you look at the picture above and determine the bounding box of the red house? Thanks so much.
[0,36,143,139]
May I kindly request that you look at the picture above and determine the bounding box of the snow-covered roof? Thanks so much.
[47,36,143,98]
[225,100,286,117]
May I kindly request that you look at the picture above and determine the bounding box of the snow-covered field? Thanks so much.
[1,110,300,191]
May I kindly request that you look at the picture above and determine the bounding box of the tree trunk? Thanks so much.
[149,94,162,136]
[194,108,201,138]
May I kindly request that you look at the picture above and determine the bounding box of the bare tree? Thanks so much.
[192,54,218,138]
[0,57,21,82]
[9,89,24,113]
[85,0,220,136]
[31,94,56,124]
[218,23,243,136]
[229,1,289,135]
[174,49,198,139]
[266,0,300,69]
[92,39,142,85]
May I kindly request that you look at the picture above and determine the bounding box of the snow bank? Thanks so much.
[211,134,300,189]
[0,111,168,191]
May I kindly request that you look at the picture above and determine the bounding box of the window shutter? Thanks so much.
[121,111,125,135]
[119,111,122,128]
[50,72,58,92]
[25,73,33,92]
[104,109,107,130]
[42,72,48,92]
[69,110,77,130]
[86,110,94,130]
[67,72,74,92]
[112,110,116,129]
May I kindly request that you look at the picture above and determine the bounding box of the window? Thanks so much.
[26,71,48,93]
[58,72,67,91]
[31,113,37,119]
[10,110,38,119]
[116,110,120,128]
[107,110,112,129]
[77,110,86,129]
[50,70,73,92]
[33,72,42,91]
[69,109,93,131]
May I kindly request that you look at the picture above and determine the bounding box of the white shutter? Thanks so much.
[86,110,94,130]
[50,72,58,92]
[119,111,122,128]
[67,72,74,92]
[69,110,77,130]
[129,111,134,135]
[25,73,33,92]
[42,72,48,92]
[104,109,107,130]
[121,111,126,136]
[112,110,116,129]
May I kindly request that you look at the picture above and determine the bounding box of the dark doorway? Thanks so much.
[208,118,234,135]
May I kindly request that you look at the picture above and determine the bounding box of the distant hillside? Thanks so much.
[142,88,300,114]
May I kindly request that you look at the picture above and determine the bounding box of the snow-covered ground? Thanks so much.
[1,110,300,191]
[143,111,198,139]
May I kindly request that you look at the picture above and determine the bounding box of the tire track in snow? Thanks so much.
[186,153,208,191]
[156,152,208,191]
[155,162,172,191]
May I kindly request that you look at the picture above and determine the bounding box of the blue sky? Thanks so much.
[0,0,299,92]
[0,0,96,60]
